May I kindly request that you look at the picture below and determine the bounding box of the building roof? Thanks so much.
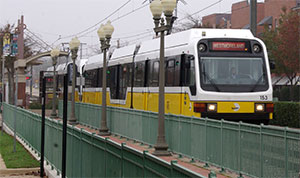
[258,16,273,26]
[242,24,250,29]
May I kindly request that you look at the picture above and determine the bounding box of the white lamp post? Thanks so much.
[97,21,114,136]
[69,37,80,124]
[50,47,60,118]
[150,0,176,156]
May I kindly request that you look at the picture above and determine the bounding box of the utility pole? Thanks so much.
[79,43,86,59]
[250,0,257,36]
[17,15,25,60]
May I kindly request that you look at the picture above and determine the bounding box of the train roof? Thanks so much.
[135,29,254,62]
[83,29,255,70]
[109,44,136,66]
[84,54,103,71]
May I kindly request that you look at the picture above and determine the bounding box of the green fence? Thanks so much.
[3,103,204,177]
[58,101,300,178]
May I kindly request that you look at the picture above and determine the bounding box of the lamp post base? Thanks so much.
[68,118,78,125]
[153,143,171,156]
[98,128,111,136]
[50,113,57,119]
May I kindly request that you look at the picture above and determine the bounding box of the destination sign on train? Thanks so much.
[212,42,246,51]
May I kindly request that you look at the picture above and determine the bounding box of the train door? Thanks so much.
[133,61,147,110]
[146,59,159,112]
[165,56,182,115]
[108,65,119,105]
[118,64,132,107]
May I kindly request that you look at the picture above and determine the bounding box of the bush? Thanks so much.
[28,102,42,109]
[28,99,58,110]
[45,99,58,109]
[270,102,300,128]
[274,86,300,101]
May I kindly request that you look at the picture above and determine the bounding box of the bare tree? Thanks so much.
[0,23,36,104]
[172,14,202,32]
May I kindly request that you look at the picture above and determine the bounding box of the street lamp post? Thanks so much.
[50,48,60,118]
[97,21,114,136]
[150,0,176,156]
[69,37,80,124]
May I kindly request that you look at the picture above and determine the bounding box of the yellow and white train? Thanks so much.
[80,29,274,123]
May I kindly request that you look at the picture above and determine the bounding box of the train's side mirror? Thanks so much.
[270,60,275,70]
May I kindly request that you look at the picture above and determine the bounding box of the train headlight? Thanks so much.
[253,44,261,53]
[255,103,265,112]
[199,43,207,52]
[207,103,217,112]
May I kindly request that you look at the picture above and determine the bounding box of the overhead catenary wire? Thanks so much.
[24,32,51,51]
[76,2,150,39]
[177,0,224,22]
[25,29,53,49]
[59,0,132,40]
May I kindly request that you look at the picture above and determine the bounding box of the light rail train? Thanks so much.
[43,29,274,123]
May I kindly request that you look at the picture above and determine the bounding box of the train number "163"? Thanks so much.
[260,95,268,100]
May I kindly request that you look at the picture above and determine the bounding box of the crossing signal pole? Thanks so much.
[250,0,257,36]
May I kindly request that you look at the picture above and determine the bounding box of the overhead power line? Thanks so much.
[77,2,149,39]
[25,28,52,49]
[177,0,224,22]
[60,0,132,40]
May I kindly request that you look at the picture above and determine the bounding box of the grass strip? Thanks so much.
[0,132,39,168]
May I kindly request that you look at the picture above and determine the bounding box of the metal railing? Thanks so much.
[2,103,204,177]
[58,101,300,178]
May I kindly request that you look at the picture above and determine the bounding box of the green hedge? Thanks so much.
[271,102,300,128]
[273,86,300,101]
[28,99,58,110]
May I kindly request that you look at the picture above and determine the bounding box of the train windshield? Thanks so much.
[200,57,269,92]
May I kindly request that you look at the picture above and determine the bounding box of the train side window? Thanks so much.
[145,60,151,87]
[98,68,103,87]
[108,66,118,99]
[166,59,175,86]
[118,64,130,100]
[84,69,98,88]
[152,61,159,87]
[174,58,181,86]
[134,62,145,87]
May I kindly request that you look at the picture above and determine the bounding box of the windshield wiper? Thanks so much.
[202,71,221,92]
[250,73,265,92]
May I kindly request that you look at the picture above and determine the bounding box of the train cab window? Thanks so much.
[134,62,145,87]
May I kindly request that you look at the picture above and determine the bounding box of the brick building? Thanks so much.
[263,0,298,30]
[202,13,231,28]
[201,0,299,36]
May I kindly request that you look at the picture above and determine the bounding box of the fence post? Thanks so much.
[220,119,225,173]
[284,127,288,178]
[171,160,177,177]
[238,121,241,175]
[143,150,148,177]
[204,118,209,168]
[121,143,126,177]
[260,123,263,178]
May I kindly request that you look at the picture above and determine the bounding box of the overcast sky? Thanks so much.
[0,0,264,57]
